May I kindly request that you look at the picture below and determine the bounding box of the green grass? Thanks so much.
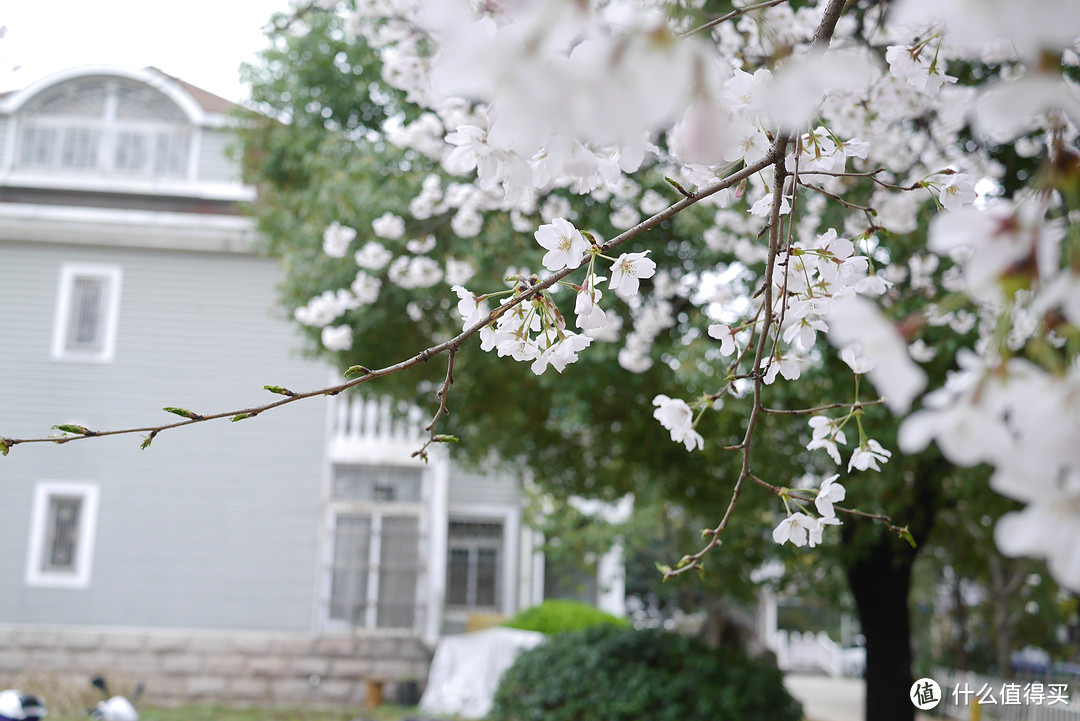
[53,704,419,721]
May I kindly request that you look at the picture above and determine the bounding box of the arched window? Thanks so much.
[14,77,193,180]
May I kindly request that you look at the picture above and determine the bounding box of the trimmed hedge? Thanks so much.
[502,599,628,635]
[491,625,802,721]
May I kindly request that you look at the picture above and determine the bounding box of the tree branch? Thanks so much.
[678,0,794,40]
[1,154,774,454]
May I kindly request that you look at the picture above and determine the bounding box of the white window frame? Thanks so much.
[51,264,122,363]
[320,464,427,634]
[446,518,505,612]
[25,481,100,589]
[445,504,520,618]
[9,79,196,183]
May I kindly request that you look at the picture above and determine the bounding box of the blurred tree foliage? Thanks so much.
[236,5,1076,718]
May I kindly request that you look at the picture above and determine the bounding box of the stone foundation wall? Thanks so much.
[0,625,431,708]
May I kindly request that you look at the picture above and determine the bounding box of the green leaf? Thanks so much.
[344,365,371,378]
[52,424,90,435]
[231,413,254,422]
[663,175,692,198]
[139,432,156,450]
[264,385,295,396]
[433,434,459,443]
[899,526,917,549]
[163,407,200,420]
[0,438,9,456]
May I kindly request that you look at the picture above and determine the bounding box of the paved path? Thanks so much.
[784,674,937,721]
[785,674,865,721]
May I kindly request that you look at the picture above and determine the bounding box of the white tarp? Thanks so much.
[418,627,546,719]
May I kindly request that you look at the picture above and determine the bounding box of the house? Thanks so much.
[0,66,624,707]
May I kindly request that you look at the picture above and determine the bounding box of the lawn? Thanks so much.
[52,704,420,721]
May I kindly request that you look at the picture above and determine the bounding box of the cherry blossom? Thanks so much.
[652,395,704,452]
[814,475,846,518]
[608,251,657,299]
[322,222,357,258]
[535,218,589,272]
[372,212,406,239]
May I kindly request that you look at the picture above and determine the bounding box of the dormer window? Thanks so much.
[14,78,193,180]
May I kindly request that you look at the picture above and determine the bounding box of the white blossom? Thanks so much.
[372,212,406,239]
[323,222,357,258]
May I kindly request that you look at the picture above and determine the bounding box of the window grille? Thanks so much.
[41,495,83,572]
[65,276,106,352]
[25,482,99,589]
[13,78,192,180]
[53,265,121,362]
[324,465,425,632]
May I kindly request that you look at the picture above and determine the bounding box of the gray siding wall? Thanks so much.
[197,128,238,184]
[0,116,8,169]
[0,240,330,632]
[447,466,522,507]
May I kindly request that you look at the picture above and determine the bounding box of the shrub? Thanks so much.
[502,599,628,635]
[491,625,802,721]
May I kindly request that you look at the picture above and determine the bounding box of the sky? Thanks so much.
[0,0,295,103]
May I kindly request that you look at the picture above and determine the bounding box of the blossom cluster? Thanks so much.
[290,0,1080,589]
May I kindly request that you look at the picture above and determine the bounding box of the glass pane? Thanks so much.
[328,515,370,624]
[154,132,190,177]
[475,548,499,608]
[18,125,56,167]
[448,521,503,540]
[116,84,186,123]
[42,495,83,572]
[332,465,422,503]
[446,549,470,606]
[59,128,101,170]
[377,516,419,629]
[65,276,107,352]
[114,132,148,173]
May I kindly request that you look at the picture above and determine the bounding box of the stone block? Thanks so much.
[247,655,289,677]
[143,676,187,701]
[227,678,272,700]
[26,650,75,671]
[291,656,330,677]
[186,636,236,655]
[270,678,312,702]
[312,679,353,701]
[98,634,145,652]
[329,658,374,678]
[160,653,204,674]
[12,630,61,649]
[60,632,103,651]
[186,675,228,698]
[232,636,274,655]
[271,636,314,656]
[109,652,160,675]
[312,637,356,657]
[203,653,248,676]
[145,635,190,653]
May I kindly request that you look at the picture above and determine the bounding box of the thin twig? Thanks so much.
[678,0,793,39]
[762,398,885,415]
[749,474,910,538]
[664,0,850,579]
[412,349,457,461]
[665,146,790,580]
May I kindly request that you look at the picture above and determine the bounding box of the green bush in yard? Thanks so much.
[502,599,628,635]
[490,625,802,721]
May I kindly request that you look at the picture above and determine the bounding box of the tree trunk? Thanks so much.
[848,535,918,721]
[840,454,941,721]
[952,572,968,670]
